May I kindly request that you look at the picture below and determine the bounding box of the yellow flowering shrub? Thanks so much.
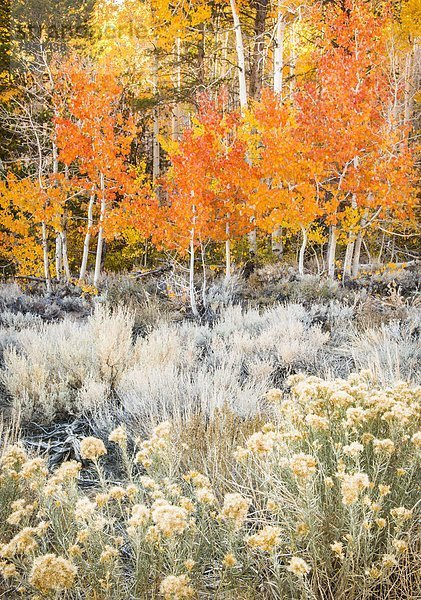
[29,554,77,594]
[0,371,418,599]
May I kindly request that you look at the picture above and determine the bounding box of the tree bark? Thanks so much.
[61,167,71,282]
[249,0,269,99]
[41,221,52,294]
[404,46,413,126]
[61,230,71,281]
[298,225,307,276]
[327,225,337,279]
[153,54,160,181]
[273,1,285,95]
[189,206,199,318]
[225,226,231,281]
[272,226,283,256]
[93,173,106,288]
[271,5,285,252]
[79,187,95,282]
[343,187,358,280]
[230,0,248,111]
[248,227,257,254]
[197,24,205,88]
[55,234,63,279]
[52,140,61,281]
[351,230,363,277]
[343,239,355,280]
[201,242,207,310]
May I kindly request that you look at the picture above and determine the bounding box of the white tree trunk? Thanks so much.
[298,226,307,276]
[61,230,71,281]
[225,238,231,280]
[153,111,160,182]
[189,239,199,317]
[200,242,207,310]
[55,234,63,279]
[52,141,58,174]
[248,228,257,254]
[351,230,363,277]
[230,0,248,111]
[404,46,413,126]
[41,221,52,294]
[272,7,285,255]
[52,141,61,281]
[343,190,358,279]
[351,210,368,277]
[327,225,337,279]
[153,55,160,181]
[343,240,355,280]
[271,226,283,255]
[79,187,95,282]
[93,173,106,288]
[189,207,199,318]
[273,2,285,95]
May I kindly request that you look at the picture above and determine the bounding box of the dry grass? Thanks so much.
[0,295,419,429]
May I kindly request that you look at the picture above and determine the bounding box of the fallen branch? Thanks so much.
[12,275,48,282]
[130,265,173,279]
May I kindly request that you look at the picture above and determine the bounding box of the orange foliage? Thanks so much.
[157,93,255,253]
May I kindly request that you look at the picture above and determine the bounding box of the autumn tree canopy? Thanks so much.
[0,0,418,288]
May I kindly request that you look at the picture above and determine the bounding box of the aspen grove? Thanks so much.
[0,0,418,288]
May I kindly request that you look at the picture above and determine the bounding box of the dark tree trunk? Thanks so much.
[197,23,205,87]
[249,0,269,99]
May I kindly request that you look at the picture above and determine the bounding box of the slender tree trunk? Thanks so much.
[404,47,413,126]
[298,226,307,276]
[189,207,199,318]
[93,173,106,288]
[343,185,358,280]
[41,221,52,294]
[189,238,199,317]
[225,220,232,281]
[153,55,160,181]
[52,140,61,281]
[153,112,160,181]
[197,24,205,88]
[79,187,95,282]
[377,231,385,264]
[247,228,257,254]
[272,226,283,256]
[271,4,285,253]
[230,0,248,111]
[351,230,364,277]
[343,239,355,280]
[363,239,372,265]
[61,166,71,282]
[327,225,337,279]
[55,234,63,279]
[200,242,207,310]
[61,230,71,281]
[273,1,285,95]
